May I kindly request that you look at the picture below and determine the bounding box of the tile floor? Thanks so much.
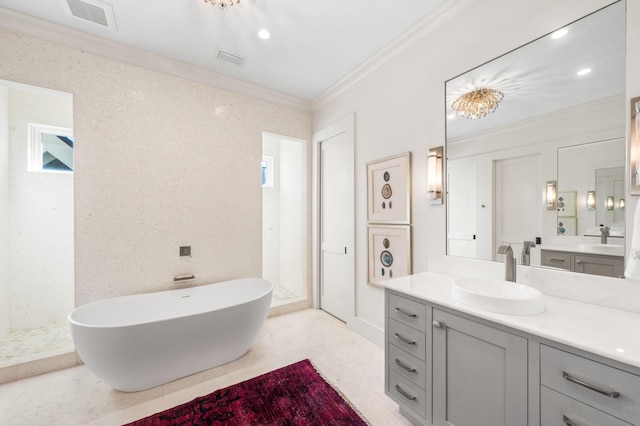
[0,308,411,426]
[0,323,74,368]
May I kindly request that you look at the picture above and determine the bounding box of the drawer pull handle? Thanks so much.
[394,333,416,345]
[562,371,620,398]
[395,307,417,318]
[550,258,566,263]
[395,384,417,401]
[432,320,443,328]
[562,415,586,426]
[395,358,417,373]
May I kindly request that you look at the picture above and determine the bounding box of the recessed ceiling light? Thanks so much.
[258,29,271,40]
[551,28,568,39]
[577,68,592,76]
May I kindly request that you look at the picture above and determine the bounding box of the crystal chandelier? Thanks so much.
[451,88,504,120]
[204,0,239,10]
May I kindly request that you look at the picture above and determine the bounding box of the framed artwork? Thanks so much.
[557,191,576,217]
[367,225,411,286]
[366,152,411,224]
[631,96,640,195]
[557,217,577,236]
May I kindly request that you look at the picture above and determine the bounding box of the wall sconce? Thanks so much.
[606,196,614,210]
[586,191,596,210]
[546,181,557,210]
[427,146,444,205]
[619,198,625,210]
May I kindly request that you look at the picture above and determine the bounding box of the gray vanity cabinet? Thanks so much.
[385,290,528,425]
[432,308,528,426]
[385,291,431,425]
[540,345,640,425]
[385,287,640,426]
[541,249,624,278]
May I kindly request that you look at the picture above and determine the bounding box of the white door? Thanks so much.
[494,155,541,261]
[315,116,354,323]
[447,162,477,259]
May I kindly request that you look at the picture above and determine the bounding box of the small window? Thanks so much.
[262,156,273,188]
[28,123,74,173]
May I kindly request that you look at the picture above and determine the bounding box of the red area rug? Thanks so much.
[124,359,370,425]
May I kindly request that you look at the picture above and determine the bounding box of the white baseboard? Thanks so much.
[353,316,384,348]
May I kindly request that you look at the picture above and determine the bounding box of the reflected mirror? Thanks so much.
[0,80,74,367]
[445,1,626,277]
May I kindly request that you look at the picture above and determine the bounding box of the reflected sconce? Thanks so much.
[620,198,626,210]
[546,181,557,210]
[631,98,640,194]
[586,191,596,210]
[607,196,614,210]
[428,146,444,205]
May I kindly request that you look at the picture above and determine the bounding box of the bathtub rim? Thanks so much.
[67,277,272,329]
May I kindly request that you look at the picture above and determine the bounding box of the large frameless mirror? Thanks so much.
[445,1,626,277]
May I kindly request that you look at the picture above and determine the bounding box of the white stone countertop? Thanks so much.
[383,271,640,370]
[539,244,624,257]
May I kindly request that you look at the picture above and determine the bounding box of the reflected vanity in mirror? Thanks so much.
[0,79,75,370]
[445,1,626,278]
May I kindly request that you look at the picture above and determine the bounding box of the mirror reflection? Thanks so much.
[445,1,626,278]
[557,139,625,238]
[0,80,74,368]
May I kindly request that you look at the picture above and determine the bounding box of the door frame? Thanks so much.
[312,113,355,327]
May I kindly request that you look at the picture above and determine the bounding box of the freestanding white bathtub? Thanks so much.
[68,278,272,392]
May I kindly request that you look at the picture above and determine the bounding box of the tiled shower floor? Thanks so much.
[271,283,301,304]
[0,323,74,368]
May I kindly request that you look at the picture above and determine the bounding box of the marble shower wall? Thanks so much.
[0,28,312,307]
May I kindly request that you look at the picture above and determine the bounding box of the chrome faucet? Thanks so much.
[497,244,517,282]
[521,241,536,266]
[600,226,610,244]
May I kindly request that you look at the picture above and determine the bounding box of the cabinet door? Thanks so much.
[574,253,624,278]
[432,309,528,426]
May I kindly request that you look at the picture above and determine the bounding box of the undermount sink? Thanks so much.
[451,278,545,316]
[577,243,624,255]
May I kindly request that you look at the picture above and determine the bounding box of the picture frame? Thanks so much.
[366,152,411,224]
[557,217,577,236]
[631,96,640,195]
[557,191,576,217]
[367,225,411,287]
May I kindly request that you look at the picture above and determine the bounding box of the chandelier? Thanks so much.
[204,0,239,10]
[451,88,504,120]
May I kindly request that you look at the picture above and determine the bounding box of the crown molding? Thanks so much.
[0,7,311,112]
[311,0,476,111]
[447,94,625,158]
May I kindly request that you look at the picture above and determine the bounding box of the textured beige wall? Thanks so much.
[0,29,312,307]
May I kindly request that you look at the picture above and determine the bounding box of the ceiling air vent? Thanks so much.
[63,0,117,31]
[216,49,247,67]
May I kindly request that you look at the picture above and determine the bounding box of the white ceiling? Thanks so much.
[0,0,445,101]
[446,1,625,139]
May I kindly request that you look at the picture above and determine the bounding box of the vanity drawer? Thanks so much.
[541,345,640,424]
[541,386,632,426]
[388,369,427,419]
[388,343,426,390]
[541,250,572,270]
[388,319,426,361]
[388,293,426,332]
